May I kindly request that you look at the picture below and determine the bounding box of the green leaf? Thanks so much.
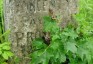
[59,53,66,63]
[77,47,91,62]
[86,53,91,63]
[40,51,50,64]
[6,51,13,57]
[65,42,77,53]
[50,42,59,50]
[0,30,10,38]
[62,28,78,39]
[2,51,9,60]
[32,38,46,50]
[0,50,2,55]
[2,62,8,64]
[31,50,50,64]
[52,35,60,41]
[2,45,10,50]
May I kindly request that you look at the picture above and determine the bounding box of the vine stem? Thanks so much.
[38,43,52,57]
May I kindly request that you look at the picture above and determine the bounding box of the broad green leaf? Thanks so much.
[6,51,13,57]
[32,38,47,50]
[86,54,91,63]
[47,48,54,57]
[59,53,66,63]
[41,52,50,64]
[50,42,59,50]
[1,42,10,46]
[2,45,10,50]
[52,35,60,41]
[2,51,9,60]
[62,28,78,39]
[31,50,49,64]
[77,47,91,62]
[65,42,77,53]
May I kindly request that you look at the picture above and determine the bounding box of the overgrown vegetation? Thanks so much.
[0,0,4,36]
[1,0,93,64]
[31,0,93,64]
[0,0,13,64]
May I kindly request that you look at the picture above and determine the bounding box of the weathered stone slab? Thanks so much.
[4,0,78,64]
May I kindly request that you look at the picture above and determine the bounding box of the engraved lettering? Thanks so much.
[30,18,36,25]
[50,0,56,7]
[16,32,24,44]
[43,0,45,11]
[27,32,33,43]
[37,0,41,11]
[27,1,35,13]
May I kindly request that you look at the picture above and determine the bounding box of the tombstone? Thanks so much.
[4,0,78,64]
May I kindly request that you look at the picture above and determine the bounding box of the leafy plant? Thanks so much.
[0,0,13,64]
[0,42,13,64]
[0,0,4,36]
[0,30,13,64]
[31,16,76,64]
[31,0,93,63]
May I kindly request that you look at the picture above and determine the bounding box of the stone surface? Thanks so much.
[4,0,78,64]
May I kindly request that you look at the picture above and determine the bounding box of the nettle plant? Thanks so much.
[31,15,93,64]
[31,0,93,64]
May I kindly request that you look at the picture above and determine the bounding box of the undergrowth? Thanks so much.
[31,0,93,64]
[0,0,13,64]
